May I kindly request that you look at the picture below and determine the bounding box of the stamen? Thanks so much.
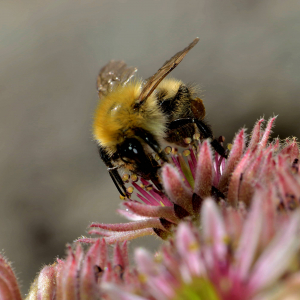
[172,147,178,155]
[184,137,192,145]
[132,182,160,206]
[122,174,130,183]
[189,145,198,167]
[193,133,200,140]
[154,154,160,161]
[145,185,153,192]
[164,146,172,155]
[127,186,134,194]
[131,174,138,182]
[183,149,191,157]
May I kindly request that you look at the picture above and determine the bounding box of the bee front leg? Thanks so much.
[168,118,227,158]
[98,146,129,198]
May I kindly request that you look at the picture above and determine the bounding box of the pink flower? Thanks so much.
[25,239,142,300]
[2,116,300,299]
[0,254,22,300]
[79,117,300,243]
[104,198,300,300]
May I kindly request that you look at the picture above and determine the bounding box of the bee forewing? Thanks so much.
[97,60,137,98]
[138,37,199,103]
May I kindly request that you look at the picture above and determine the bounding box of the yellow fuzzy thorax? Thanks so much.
[93,81,167,154]
[156,78,182,98]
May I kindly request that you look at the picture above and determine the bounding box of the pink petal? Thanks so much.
[113,243,125,268]
[201,198,227,260]
[259,116,277,149]
[162,164,193,214]
[276,168,300,208]
[88,229,115,237]
[135,248,157,276]
[0,255,22,300]
[90,218,164,232]
[248,118,264,151]
[218,129,245,193]
[36,265,57,299]
[85,239,107,269]
[235,191,263,280]
[249,210,300,292]
[124,201,179,223]
[238,150,264,206]
[117,209,149,221]
[104,228,155,244]
[227,148,253,206]
[194,140,213,199]
[102,283,148,300]
[257,150,274,184]
[80,255,100,299]
[56,249,78,300]
[176,223,205,277]
[121,241,129,269]
[147,276,177,300]
[74,244,84,269]
[281,139,299,164]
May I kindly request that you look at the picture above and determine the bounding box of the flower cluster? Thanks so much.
[106,198,300,300]
[78,117,300,244]
[24,240,136,300]
[1,117,300,300]
[3,195,300,299]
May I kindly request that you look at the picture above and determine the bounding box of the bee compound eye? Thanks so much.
[119,138,145,162]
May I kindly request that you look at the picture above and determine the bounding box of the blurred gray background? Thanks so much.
[1,0,300,296]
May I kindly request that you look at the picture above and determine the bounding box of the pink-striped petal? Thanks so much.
[218,129,245,192]
[194,140,213,199]
[259,116,277,149]
[102,283,148,300]
[162,164,193,214]
[235,191,263,280]
[90,219,164,232]
[104,228,155,244]
[248,118,264,151]
[201,198,227,260]
[0,255,23,300]
[124,201,179,223]
[249,210,300,293]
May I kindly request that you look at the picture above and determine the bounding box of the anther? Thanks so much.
[183,149,191,157]
[122,174,130,182]
[131,174,138,182]
[184,137,192,144]
[127,186,134,194]
[164,146,172,154]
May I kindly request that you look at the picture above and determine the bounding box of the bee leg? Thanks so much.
[168,118,227,158]
[134,128,168,162]
[98,146,128,197]
[108,167,129,198]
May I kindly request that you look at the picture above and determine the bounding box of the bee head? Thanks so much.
[118,128,168,165]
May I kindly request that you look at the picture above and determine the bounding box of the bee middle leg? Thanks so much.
[168,118,227,158]
[98,146,129,197]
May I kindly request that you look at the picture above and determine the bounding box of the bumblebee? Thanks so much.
[93,38,226,197]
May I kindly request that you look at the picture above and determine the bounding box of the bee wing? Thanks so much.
[138,37,199,103]
[97,60,137,98]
